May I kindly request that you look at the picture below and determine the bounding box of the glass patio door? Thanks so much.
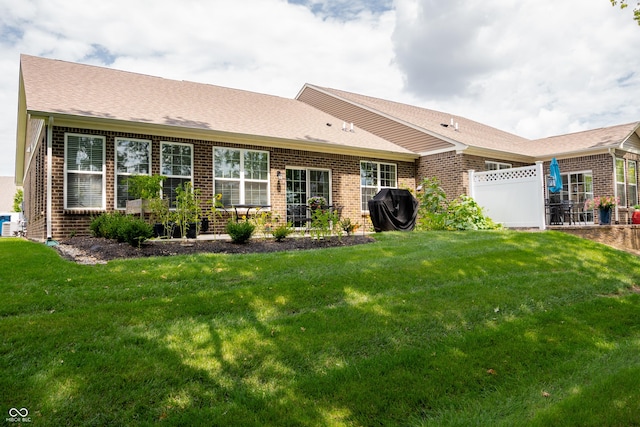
[286,168,330,227]
[562,172,594,222]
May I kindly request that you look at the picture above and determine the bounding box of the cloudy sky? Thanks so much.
[1,0,639,177]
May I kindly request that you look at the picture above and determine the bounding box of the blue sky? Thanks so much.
[1,0,639,177]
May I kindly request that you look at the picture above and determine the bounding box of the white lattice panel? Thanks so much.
[469,164,546,229]
[474,166,538,184]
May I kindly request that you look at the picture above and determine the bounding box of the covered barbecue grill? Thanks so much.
[367,189,419,232]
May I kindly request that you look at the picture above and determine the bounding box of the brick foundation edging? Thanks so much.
[553,225,640,256]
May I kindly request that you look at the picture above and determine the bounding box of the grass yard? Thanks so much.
[1,230,639,426]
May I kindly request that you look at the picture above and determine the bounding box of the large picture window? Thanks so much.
[360,161,397,211]
[115,138,151,209]
[161,142,193,207]
[214,147,269,206]
[65,133,105,209]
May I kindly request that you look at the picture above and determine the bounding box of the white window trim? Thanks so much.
[114,137,152,210]
[615,157,627,207]
[160,141,194,200]
[360,160,397,212]
[485,161,512,170]
[64,133,106,210]
[213,147,270,206]
[629,160,638,207]
[285,166,332,205]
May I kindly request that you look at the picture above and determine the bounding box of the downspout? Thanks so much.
[45,116,58,246]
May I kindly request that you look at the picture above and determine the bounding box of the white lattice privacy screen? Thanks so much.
[469,163,546,229]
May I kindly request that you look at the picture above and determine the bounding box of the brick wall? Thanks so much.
[37,126,415,239]
[23,132,47,240]
[542,153,640,224]
[417,152,528,200]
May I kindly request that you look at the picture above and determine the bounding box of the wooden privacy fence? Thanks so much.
[468,162,546,229]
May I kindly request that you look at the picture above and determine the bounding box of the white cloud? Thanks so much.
[392,0,640,138]
[0,0,639,177]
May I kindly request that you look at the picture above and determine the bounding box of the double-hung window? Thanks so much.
[360,161,397,211]
[161,142,193,207]
[115,138,151,209]
[214,147,269,206]
[616,158,627,207]
[65,133,105,210]
[628,160,637,207]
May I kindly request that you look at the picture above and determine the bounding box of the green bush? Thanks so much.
[225,220,255,244]
[416,177,500,231]
[90,213,153,247]
[272,223,293,242]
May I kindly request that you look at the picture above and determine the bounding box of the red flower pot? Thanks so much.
[632,210,640,224]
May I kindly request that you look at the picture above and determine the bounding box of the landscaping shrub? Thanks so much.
[417,177,500,231]
[272,223,293,242]
[225,220,255,243]
[90,213,153,247]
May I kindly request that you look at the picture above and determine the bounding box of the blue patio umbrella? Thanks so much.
[548,158,563,193]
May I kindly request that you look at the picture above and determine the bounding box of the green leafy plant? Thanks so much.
[90,212,153,247]
[126,174,166,200]
[225,219,255,244]
[307,196,327,208]
[584,196,618,210]
[272,222,293,242]
[148,197,176,238]
[207,193,225,236]
[417,177,449,230]
[175,182,202,239]
[310,207,339,239]
[446,195,500,230]
[251,210,274,240]
[339,217,360,236]
[12,188,23,213]
[417,177,500,231]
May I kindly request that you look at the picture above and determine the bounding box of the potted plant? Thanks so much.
[340,217,360,236]
[632,204,640,224]
[584,196,618,225]
[125,174,166,215]
[148,197,175,238]
[174,182,202,239]
[307,196,327,211]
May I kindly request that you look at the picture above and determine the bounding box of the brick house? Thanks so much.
[14,55,640,240]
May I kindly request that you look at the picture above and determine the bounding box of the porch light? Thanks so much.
[276,170,283,181]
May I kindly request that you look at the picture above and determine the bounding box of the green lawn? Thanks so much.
[1,231,639,426]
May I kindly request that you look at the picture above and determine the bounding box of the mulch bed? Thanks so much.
[55,234,376,263]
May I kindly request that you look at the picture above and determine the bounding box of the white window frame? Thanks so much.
[114,137,152,209]
[213,147,270,206]
[160,141,193,207]
[615,158,627,207]
[485,161,512,171]
[360,160,397,212]
[628,160,638,207]
[285,167,332,204]
[64,133,106,210]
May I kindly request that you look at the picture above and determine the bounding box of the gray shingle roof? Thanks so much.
[19,55,415,157]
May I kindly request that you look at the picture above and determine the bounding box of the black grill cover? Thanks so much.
[368,189,419,232]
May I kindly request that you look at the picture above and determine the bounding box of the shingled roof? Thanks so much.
[298,84,640,160]
[306,85,531,153]
[17,55,415,158]
[524,122,640,158]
